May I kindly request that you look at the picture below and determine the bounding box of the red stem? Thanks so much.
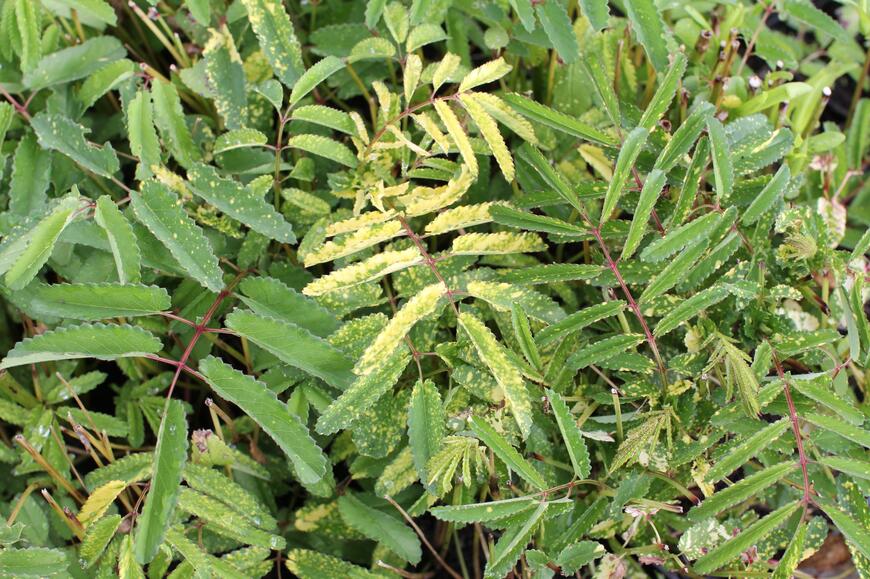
[396,214,460,317]
[589,226,669,390]
[164,271,248,401]
[770,345,813,507]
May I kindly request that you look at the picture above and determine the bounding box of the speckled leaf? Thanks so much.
[130,180,223,292]
[241,0,305,88]
[151,79,199,168]
[204,26,247,130]
[31,113,119,177]
[186,163,295,242]
[94,195,141,284]
[4,194,81,290]
[459,312,533,438]
[23,282,169,320]
[199,356,329,486]
[623,0,670,71]
[127,89,161,180]
[225,309,355,389]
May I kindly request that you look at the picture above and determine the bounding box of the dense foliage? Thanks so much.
[0,0,868,576]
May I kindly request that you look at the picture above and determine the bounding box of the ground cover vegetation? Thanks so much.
[0,0,868,576]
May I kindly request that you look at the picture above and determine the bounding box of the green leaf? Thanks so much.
[568,334,644,370]
[213,128,268,154]
[546,389,590,479]
[622,169,665,259]
[94,196,141,284]
[742,164,790,225]
[338,494,421,563]
[13,0,40,73]
[654,101,715,172]
[0,548,68,577]
[183,463,277,530]
[58,0,117,26]
[508,0,535,32]
[78,59,137,110]
[512,304,542,370]
[0,322,161,369]
[290,56,344,106]
[204,27,247,130]
[622,0,670,72]
[705,418,791,482]
[583,56,619,127]
[641,211,720,262]
[557,541,606,574]
[130,180,224,292]
[315,349,410,435]
[535,0,578,64]
[459,312,533,438]
[654,284,730,336]
[469,416,546,489]
[4,194,82,290]
[638,52,686,131]
[348,37,397,62]
[134,399,188,564]
[241,0,305,88]
[23,36,125,90]
[490,204,587,236]
[536,301,625,347]
[238,276,339,337]
[781,0,852,45]
[408,380,446,485]
[803,413,870,449]
[287,134,358,168]
[688,462,795,521]
[693,502,800,574]
[225,309,355,389]
[164,526,246,579]
[80,513,121,568]
[734,82,813,117]
[186,163,295,243]
[579,0,609,30]
[291,105,356,135]
[21,283,169,320]
[30,113,120,177]
[504,94,616,146]
[516,144,588,213]
[10,133,52,217]
[669,136,709,226]
[818,456,870,482]
[706,117,733,200]
[790,378,863,425]
[199,356,329,486]
[150,79,200,169]
[638,238,709,303]
[127,89,161,181]
[485,501,548,579]
[814,496,870,562]
[430,497,538,524]
[177,487,285,549]
[601,127,648,223]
